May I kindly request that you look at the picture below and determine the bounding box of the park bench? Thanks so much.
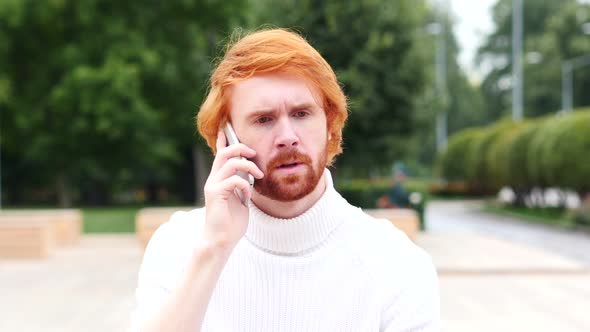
[0,209,82,259]
[0,215,55,258]
[0,209,82,246]
[135,207,193,249]
[364,208,420,242]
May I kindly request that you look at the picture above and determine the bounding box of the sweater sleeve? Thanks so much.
[128,210,201,331]
[381,248,440,332]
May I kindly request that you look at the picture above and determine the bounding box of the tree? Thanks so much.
[248,0,433,176]
[476,0,590,119]
[0,0,246,206]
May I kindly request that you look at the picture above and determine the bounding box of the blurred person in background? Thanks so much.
[378,167,410,209]
[130,28,439,332]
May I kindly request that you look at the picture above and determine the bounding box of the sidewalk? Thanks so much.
[423,200,590,332]
[0,235,142,332]
[1,201,589,331]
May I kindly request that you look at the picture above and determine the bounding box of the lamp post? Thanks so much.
[427,4,449,152]
[512,0,524,121]
[561,54,590,113]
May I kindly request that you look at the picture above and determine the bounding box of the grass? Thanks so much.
[82,207,140,233]
[482,203,575,228]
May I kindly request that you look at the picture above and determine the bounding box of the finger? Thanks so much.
[211,143,257,174]
[214,158,264,182]
[218,174,252,202]
[215,130,227,153]
[212,131,226,173]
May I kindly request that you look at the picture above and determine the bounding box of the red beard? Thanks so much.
[254,147,326,202]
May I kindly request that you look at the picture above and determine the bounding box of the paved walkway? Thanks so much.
[1,201,589,331]
[422,200,590,332]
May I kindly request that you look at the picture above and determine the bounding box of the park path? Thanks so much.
[421,200,590,332]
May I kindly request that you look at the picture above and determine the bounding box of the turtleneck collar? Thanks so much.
[245,169,349,256]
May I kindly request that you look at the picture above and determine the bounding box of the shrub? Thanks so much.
[486,121,530,188]
[436,127,482,182]
[506,121,542,189]
[542,111,590,193]
[466,120,517,191]
[527,115,567,187]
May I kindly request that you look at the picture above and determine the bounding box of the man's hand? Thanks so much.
[202,130,264,253]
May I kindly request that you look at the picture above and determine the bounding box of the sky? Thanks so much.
[447,0,497,82]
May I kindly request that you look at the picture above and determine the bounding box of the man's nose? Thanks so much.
[275,118,299,148]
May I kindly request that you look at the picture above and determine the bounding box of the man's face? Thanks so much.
[228,73,328,202]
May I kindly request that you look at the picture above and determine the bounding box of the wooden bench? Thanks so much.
[135,207,193,249]
[0,216,55,258]
[0,210,82,246]
[364,208,420,241]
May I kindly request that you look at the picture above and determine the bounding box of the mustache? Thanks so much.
[266,148,312,170]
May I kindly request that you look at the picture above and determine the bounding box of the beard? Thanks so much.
[254,147,327,202]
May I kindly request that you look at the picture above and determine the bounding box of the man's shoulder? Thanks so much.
[145,207,205,252]
[342,208,433,273]
[342,209,437,301]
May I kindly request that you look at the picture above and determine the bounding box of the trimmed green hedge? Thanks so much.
[437,109,590,196]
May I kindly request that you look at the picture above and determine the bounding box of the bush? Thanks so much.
[466,121,516,191]
[486,121,530,188]
[437,127,482,182]
[542,111,590,192]
[440,109,590,200]
[527,115,566,187]
[506,121,541,189]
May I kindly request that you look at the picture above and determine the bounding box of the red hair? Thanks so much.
[196,28,348,165]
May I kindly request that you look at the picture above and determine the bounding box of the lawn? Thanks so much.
[82,207,140,233]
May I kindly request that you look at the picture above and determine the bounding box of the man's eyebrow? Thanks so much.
[291,102,318,110]
[246,109,278,120]
[246,102,320,120]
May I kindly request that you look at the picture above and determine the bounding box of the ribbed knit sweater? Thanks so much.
[130,170,439,331]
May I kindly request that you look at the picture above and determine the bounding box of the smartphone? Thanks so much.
[223,122,255,206]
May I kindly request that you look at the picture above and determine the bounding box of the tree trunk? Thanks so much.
[56,171,72,208]
[192,145,209,206]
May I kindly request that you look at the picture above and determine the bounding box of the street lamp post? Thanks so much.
[561,54,590,113]
[512,0,524,121]
[427,2,449,153]
[435,18,448,152]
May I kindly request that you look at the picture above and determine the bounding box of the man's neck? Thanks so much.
[251,173,327,219]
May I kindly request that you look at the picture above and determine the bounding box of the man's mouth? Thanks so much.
[277,161,301,169]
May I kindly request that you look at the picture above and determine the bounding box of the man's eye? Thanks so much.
[294,111,309,118]
[257,116,272,124]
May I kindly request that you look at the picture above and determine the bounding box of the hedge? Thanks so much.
[437,109,590,196]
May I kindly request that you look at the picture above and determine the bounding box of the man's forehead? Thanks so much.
[231,74,323,110]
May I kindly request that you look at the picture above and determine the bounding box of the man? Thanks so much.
[378,169,410,209]
[130,28,439,332]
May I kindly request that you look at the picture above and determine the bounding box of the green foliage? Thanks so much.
[526,115,567,186]
[543,111,590,192]
[486,121,529,187]
[477,0,590,120]
[249,0,432,174]
[436,127,481,181]
[438,110,590,195]
[1,0,246,206]
[506,121,541,188]
[468,121,517,190]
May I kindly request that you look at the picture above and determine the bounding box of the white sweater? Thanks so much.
[131,170,439,331]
